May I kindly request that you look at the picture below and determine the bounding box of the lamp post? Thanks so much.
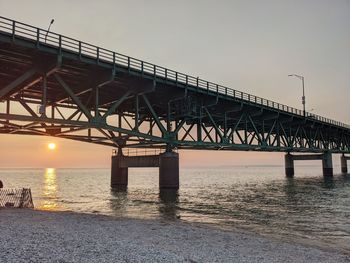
[288,74,305,117]
[44,19,55,43]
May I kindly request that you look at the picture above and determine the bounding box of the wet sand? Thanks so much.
[0,209,349,263]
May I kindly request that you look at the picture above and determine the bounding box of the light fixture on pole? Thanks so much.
[44,19,55,43]
[288,74,305,117]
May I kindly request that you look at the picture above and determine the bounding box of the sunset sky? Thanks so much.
[0,0,349,168]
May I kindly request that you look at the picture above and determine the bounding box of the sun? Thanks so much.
[48,143,56,150]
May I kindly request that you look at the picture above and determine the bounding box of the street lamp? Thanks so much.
[44,19,55,43]
[288,74,305,117]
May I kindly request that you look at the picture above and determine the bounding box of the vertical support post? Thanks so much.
[41,74,47,116]
[223,112,227,139]
[262,120,265,143]
[118,114,122,137]
[197,107,202,142]
[51,105,55,119]
[149,118,153,136]
[244,117,248,144]
[78,42,82,58]
[95,86,99,117]
[36,28,40,47]
[322,152,333,177]
[341,154,348,174]
[51,105,55,127]
[159,151,179,190]
[6,100,10,125]
[12,21,16,41]
[277,121,281,147]
[135,95,139,131]
[285,153,294,178]
[167,101,171,133]
[111,149,128,190]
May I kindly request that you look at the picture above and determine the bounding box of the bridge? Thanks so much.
[0,16,349,191]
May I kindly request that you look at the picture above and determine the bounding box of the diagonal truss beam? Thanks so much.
[0,68,37,100]
[142,94,166,134]
[203,107,223,141]
[54,74,93,120]
[102,91,131,120]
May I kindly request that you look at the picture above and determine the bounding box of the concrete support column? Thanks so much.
[285,153,294,177]
[159,151,179,190]
[111,153,128,189]
[322,152,333,177]
[341,155,348,174]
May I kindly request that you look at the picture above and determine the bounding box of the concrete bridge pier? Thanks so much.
[111,150,128,190]
[322,152,333,177]
[111,149,179,191]
[285,153,294,178]
[159,151,179,190]
[284,152,333,177]
[341,154,350,174]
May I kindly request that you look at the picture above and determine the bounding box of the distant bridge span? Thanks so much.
[0,17,349,190]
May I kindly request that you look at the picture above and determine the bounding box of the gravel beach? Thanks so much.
[0,209,349,263]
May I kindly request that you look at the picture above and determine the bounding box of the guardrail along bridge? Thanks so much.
[1,17,350,191]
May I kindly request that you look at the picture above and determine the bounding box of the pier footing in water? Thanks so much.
[341,154,350,174]
[111,153,128,190]
[284,152,333,177]
[159,152,179,190]
[111,150,179,191]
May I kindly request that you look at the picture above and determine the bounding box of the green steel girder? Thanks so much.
[1,16,350,154]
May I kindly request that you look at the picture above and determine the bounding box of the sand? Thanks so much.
[0,209,348,263]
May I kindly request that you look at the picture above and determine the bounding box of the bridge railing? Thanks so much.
[112,148,169,157]
[0,16,349,130]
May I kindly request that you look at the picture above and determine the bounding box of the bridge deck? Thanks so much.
[0,16,349,153]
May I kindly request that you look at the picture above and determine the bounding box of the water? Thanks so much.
[1,166,350,251]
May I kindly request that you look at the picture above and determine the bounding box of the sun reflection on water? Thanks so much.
[38,168,60,210]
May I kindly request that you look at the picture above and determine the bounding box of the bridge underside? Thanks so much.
[0,17,350,191]
[0,36,349,154]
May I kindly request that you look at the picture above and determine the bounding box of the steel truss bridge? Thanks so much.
[0,16,350,186]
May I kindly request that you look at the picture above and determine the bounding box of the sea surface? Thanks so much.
[1,165,350,251]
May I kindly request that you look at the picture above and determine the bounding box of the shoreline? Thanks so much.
[1,209,349,262]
